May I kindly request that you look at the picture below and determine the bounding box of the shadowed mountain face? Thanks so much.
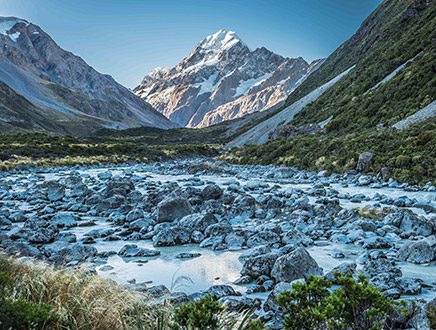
[0,16,177,135]
[134,30,323,128]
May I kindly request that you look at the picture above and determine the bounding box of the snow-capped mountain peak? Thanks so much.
[134,30,323,128]
[199,29,244,52]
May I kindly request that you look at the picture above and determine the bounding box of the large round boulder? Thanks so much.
[271,247,322,282]
[156,196,193,223]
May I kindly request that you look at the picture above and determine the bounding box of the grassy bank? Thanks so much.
[0,132,221,171]
[223,122,436,185]
[0,256,263,330]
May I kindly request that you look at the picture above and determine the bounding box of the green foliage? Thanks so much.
[427,301,436,330]
[276,276,332,330]
[0,132,221,170]
[171,294,264,330]
[172,294,223,330]
[241,319,264,330]
[289,0,435,135]
[276,274,403,330]
[0,298,55,330]
[224,121,436,185]
[0,258,56,329]
[226,1,435,186]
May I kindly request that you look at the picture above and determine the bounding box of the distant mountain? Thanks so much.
[134,30,323,128]
[0,16,177,134]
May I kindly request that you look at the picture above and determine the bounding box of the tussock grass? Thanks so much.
[1,256,262,330]
[1,255,168,329]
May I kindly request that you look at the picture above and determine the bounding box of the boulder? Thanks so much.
[156,196,193,223]
[51,212,79,228]
[50,244,97,264]
[241,252,279,278]
[281,229,313,246]
[324,262,357,282]
[384,210,433,236]
[397,240,434,264]
[271,248,322,282]
[204,222,232,237]
[178,213,218,233]
[361,236,393,249]
[356,152,373,172]
[201,184,223,200]
[205,285,240,299]
[247,230,280,247]
[118,244,160,257]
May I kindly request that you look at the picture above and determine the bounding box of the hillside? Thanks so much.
[224,0,436,184]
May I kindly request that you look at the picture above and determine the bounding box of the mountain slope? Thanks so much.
[0,81,105,135]
[0,16,177,134]
[225,0,435,184]
[134,30,322,128]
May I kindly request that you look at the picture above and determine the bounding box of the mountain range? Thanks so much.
[134,30,323,128]
[0,16,176,135]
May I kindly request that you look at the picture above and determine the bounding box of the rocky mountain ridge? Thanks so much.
[134,30,323,128]
[0,16,176,134]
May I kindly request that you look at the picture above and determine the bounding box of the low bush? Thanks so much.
[223,122,436,185]
[276,274,406,330]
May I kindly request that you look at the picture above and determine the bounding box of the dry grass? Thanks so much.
[1,255,169,330]
[1,256,260,330]
[354,207,391,221]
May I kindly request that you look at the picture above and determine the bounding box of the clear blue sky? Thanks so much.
[0,0,381,88]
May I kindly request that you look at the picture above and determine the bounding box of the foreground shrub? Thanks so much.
[171,294,263,330]
[276,274,404,330]
[0,298,55,330]
[172,294,223,329]
[0,256,164,329]
[0,259,57,329]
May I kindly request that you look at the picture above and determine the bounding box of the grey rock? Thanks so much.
[241,252,278,278]
[356,152,373,172]
[118,244,160,257]
[205,285,240,299]
[271,247,322,282]
[384,210,433,236]
[201,184,223,200]
[397,240,434,264]
[156,196,193,223]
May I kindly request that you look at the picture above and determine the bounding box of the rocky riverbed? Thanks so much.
[0,159,435,328]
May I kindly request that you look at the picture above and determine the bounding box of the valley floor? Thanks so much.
[0,158,435,328]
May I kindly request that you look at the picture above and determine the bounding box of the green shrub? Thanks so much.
[0,298,56,330]
[172,294,223,330]
[0,260,57,329]
[276,274,403,330]
[171,294,264,330]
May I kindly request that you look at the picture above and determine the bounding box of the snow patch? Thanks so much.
[202,29,241,51]
[234,73,271,97]
[193,73,218,95]
[0,17,28,41]
[184,30,244,73]
[8,32,20,42]
[319,115,333,128]
[370,53,422,91]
